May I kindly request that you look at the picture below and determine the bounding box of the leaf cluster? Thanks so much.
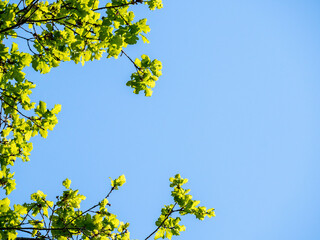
[152,174,215,240]
[0,0,215,239]
[0,177,130,240]
[0,175,215,240]
[0,0,162,196]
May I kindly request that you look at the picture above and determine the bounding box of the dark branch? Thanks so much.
[144,203,177,240]
[0,94,45,130]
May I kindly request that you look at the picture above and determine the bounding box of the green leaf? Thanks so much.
[25,130,32,141]
[39,129,48,138]
[39,101,47,113]
[154,228,165,240]
[0,198,10,212]
[14,204,27,215]
[62,178,71,189]
[2,128,11,137]
[11,42,18,53]
[140,33,150,44]
[52,104,62,114]
[110,174,126,190]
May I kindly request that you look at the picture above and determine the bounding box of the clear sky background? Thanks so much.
[10,0,320,239]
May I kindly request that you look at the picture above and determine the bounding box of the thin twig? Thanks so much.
[92,0,146,11]
[19,204,37,226]
[121,50,140,71]
[144,203,177,240]
[63,187,115,229]
[0,94,44,130]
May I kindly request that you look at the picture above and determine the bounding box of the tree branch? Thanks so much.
[144,203,177,240]
[0,94,45,130]
[63,187,115,229]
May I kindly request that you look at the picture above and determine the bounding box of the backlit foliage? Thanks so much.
[0,0,215,239]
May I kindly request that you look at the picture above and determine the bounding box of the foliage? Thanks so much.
[0,0,215,239]
[0,174,215,240]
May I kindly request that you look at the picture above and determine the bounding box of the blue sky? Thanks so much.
[11,0,320,239]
